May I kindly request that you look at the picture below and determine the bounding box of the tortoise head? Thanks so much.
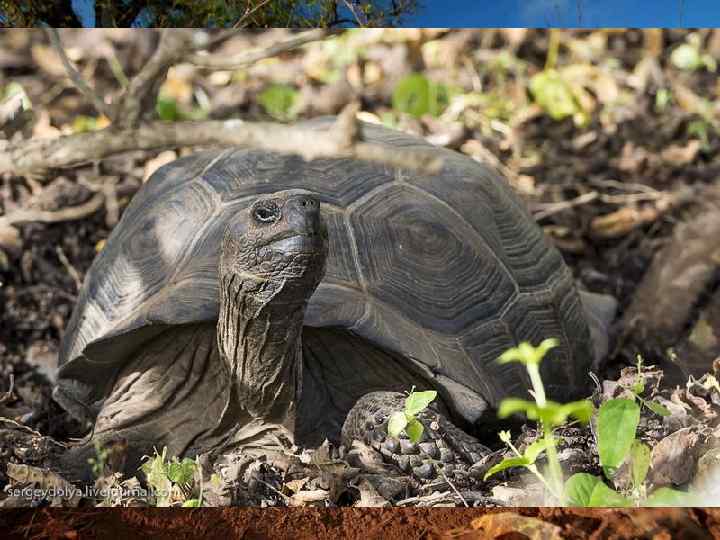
[219,190,328,315]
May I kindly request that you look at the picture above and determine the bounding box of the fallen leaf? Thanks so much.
[469,513,563,540]
[354,477,390,507]
[661,140,701,166]
[648,427,702,487]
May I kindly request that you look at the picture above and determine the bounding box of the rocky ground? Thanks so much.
[1,28,720,536]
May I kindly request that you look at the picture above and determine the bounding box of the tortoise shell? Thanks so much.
[57,120,593,426]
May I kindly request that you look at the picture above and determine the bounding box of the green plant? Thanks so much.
[141,447,204,507]
[529,69,588,126]
[483,338,593,501]
[257,84,299,121]
[87,440,109,479]
[670,33,717,72]
[392,73,450,118]
[387,387,438,443]
[484,340,696,507]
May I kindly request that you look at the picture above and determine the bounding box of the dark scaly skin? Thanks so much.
[212,190,328,452]
[53,191,329,480]
[342,392,490,481]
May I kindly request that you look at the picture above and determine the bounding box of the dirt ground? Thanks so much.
[2,28,720,536]
[1,507,719,539]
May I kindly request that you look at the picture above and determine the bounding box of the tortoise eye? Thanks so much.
[253,205,278,223]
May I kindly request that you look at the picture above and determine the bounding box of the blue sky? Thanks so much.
[405,0,720,27]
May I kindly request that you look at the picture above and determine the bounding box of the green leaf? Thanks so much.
[529,70,579,121]
[392,74,431,118]
[630,440,651,489]
[405,418,424,443]
[497,398,538,419]
[387,411,408,439]
[523,438,554,463]
[564,473,603,506]
[645,487,698,507]
[671,43,702,71]
[182,498,201,507]
[644,400,671,417]
[140,448,171,505]
[156,97,181,122]
[3,82,32,111]
[167,458,196,486]
[655,88,672,112]
[404,390,437,417]
[498,339,559,366]
[258,84,298,121]
[564,473,631,507]
[598,399,641,475]
[533,399,593,428]
[483,456,531,481]
[210,473,222,488]
[588,482,633,507]
[498,430,512,444]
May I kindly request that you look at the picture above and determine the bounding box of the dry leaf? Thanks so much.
[468,513,563,540]
[354,478,390,508]
[661,140,701,166]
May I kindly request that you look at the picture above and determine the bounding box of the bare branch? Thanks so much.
[0,193,105,228]
[113,30,193,129]
[190,29,336,70]
[0,374,14,405]
[44,28,114,119]
[0,112,443,177]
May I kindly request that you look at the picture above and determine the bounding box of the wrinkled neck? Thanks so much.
[217,273,304,433]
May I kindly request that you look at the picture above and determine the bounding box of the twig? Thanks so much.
[341,0,369,26]
[0,193,105,228]
[190,29,335,69]
[532,191,599,221]
[0,374,14,405]
[0,112,443,176]
[440,470,469,507]
[55,246,82,292]
[113,30,193,128]
[233,0,273,28]
[43,28,113,120]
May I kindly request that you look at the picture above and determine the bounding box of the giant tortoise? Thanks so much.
[54,119,615,480]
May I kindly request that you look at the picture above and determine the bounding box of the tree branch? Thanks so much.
[0,192,105,228]
[0,107,443,176]
[113,30,193,128]
[189,29,335,69]
[44,28,114,119]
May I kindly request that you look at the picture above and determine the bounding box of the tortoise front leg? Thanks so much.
[58,323,232,481]
[342,391,491,482]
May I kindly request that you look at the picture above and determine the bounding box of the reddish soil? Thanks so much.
[2,507,719,540]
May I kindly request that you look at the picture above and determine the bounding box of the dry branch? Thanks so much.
[113,30,193,128]
[0,193,105,228]
[43,28,114,120]
[0,107,443,176]
[190,29,334,69]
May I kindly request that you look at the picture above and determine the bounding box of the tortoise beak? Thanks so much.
[285,195,322,237]
[269,233,320,254]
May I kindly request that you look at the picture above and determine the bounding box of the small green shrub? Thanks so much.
[485,340,695,507]
[387,387,437,443]
[258,84,299,121]
[141,447,204,507]
[392,73,450,118]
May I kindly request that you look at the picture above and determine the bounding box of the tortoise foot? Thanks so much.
[341,391,490,482]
